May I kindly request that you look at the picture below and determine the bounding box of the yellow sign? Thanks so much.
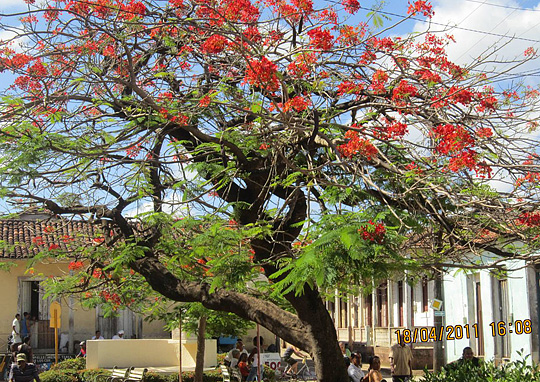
[49,301,62,328]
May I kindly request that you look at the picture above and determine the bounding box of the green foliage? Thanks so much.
[40,369,79,382]
[50,358,87,371]
[271,212,414,295]
[145,370,222,382]
[423,356,540,382]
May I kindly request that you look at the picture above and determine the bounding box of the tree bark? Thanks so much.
[194,315,207,382]
[133,256,349,382]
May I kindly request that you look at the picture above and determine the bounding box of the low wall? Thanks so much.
[86,339,217,370]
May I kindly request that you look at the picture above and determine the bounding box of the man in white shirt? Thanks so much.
[112,330,125,340]
[348,353,365,382]
[224,339,248,366]
[12,314,22,345]
[91,330,104,340]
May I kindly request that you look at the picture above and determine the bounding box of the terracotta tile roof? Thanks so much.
[0,218,99,259]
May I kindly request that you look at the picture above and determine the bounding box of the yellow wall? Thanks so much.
[86,339,217,370]
[0,259,169,350]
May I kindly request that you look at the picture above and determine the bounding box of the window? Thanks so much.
[377,282,388,327]
[422,278,428,312]
[398,280,404,327]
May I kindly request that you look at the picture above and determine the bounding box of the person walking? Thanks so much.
[9,354,40,382]
[389,333,413,382]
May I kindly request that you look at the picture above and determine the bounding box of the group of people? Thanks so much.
[223,337,265,381]
[342,335,413,382]
[76,330,127,358]
[9,314,39,382]
[344,337,481,382]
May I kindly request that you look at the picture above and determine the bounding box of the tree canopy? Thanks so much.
[1,0,540,380]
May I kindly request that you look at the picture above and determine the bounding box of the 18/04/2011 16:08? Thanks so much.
[396,320,532,344]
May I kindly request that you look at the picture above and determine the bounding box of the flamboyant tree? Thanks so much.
[1,0,540,380]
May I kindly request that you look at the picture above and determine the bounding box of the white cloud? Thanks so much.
[0,0,28,11]
[412,0,540,80]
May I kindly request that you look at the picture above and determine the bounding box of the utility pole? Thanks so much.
[433,271,445,371]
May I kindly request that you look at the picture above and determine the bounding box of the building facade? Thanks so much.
[327,263,539,368]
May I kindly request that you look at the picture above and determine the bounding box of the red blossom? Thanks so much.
[307,27,334,50]
[201,34,228,54]
[68,261,84,271]
[244,56,280,92]
[392,80,418,103]
[259,143,270,150]
[341,0,360,14]
[49,244,60,250]
[358,221,386,243]
[407,0,434,17]
[32,236,44,245]
[338,130,378,160]
[518,212,540,227]
[476,127,493,139]
[432,124,474,155]
[199,95,211,107]
[524,47,536,57]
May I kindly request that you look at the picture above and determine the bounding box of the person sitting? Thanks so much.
[282,345,305,375]
[348,353,365,382]
[91,330,104,340]
[446,347,481,370]
[224,339,248,367]
[237,353,250,381]
[112,330,125,340]
[230,349,241,369]
[366,356,386,382]
[17,337,33,363]
[77,342,86,358]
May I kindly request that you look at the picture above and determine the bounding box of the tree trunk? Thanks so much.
[194,315,207,382]
[288,287,349,382]
[134,257,348,381]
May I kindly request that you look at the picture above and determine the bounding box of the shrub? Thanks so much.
[50,358,86,371]
[423,356,540,382]
[143,370,222,382]
[216,353,226,365]
[78,368,109,382]
[40,369,79,382]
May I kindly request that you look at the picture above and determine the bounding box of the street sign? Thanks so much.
[434,311,445,317]
[49,301,62,328]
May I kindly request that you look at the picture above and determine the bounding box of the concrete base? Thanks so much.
[86,339,217,370]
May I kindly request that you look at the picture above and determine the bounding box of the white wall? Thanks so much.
[443,261,534,364]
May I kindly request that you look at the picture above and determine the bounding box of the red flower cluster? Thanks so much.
[358,221,386,243]
[244,56,280,92]
[407,0,434,17]
[282,96,311,112]
[432,124,473,155]
[374,121,408,140]
[32,236,45,245]
[307,27,334,50]
[371,70,388,94]
[517,212,540,227]
[68,261,84,271]
[337,81,365,96]
[392,80,418,104]
[201,34,228,54]
[476,127,493,139]
[338,130,378,160]
[100,290,122,305]
[341,0,360,14]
